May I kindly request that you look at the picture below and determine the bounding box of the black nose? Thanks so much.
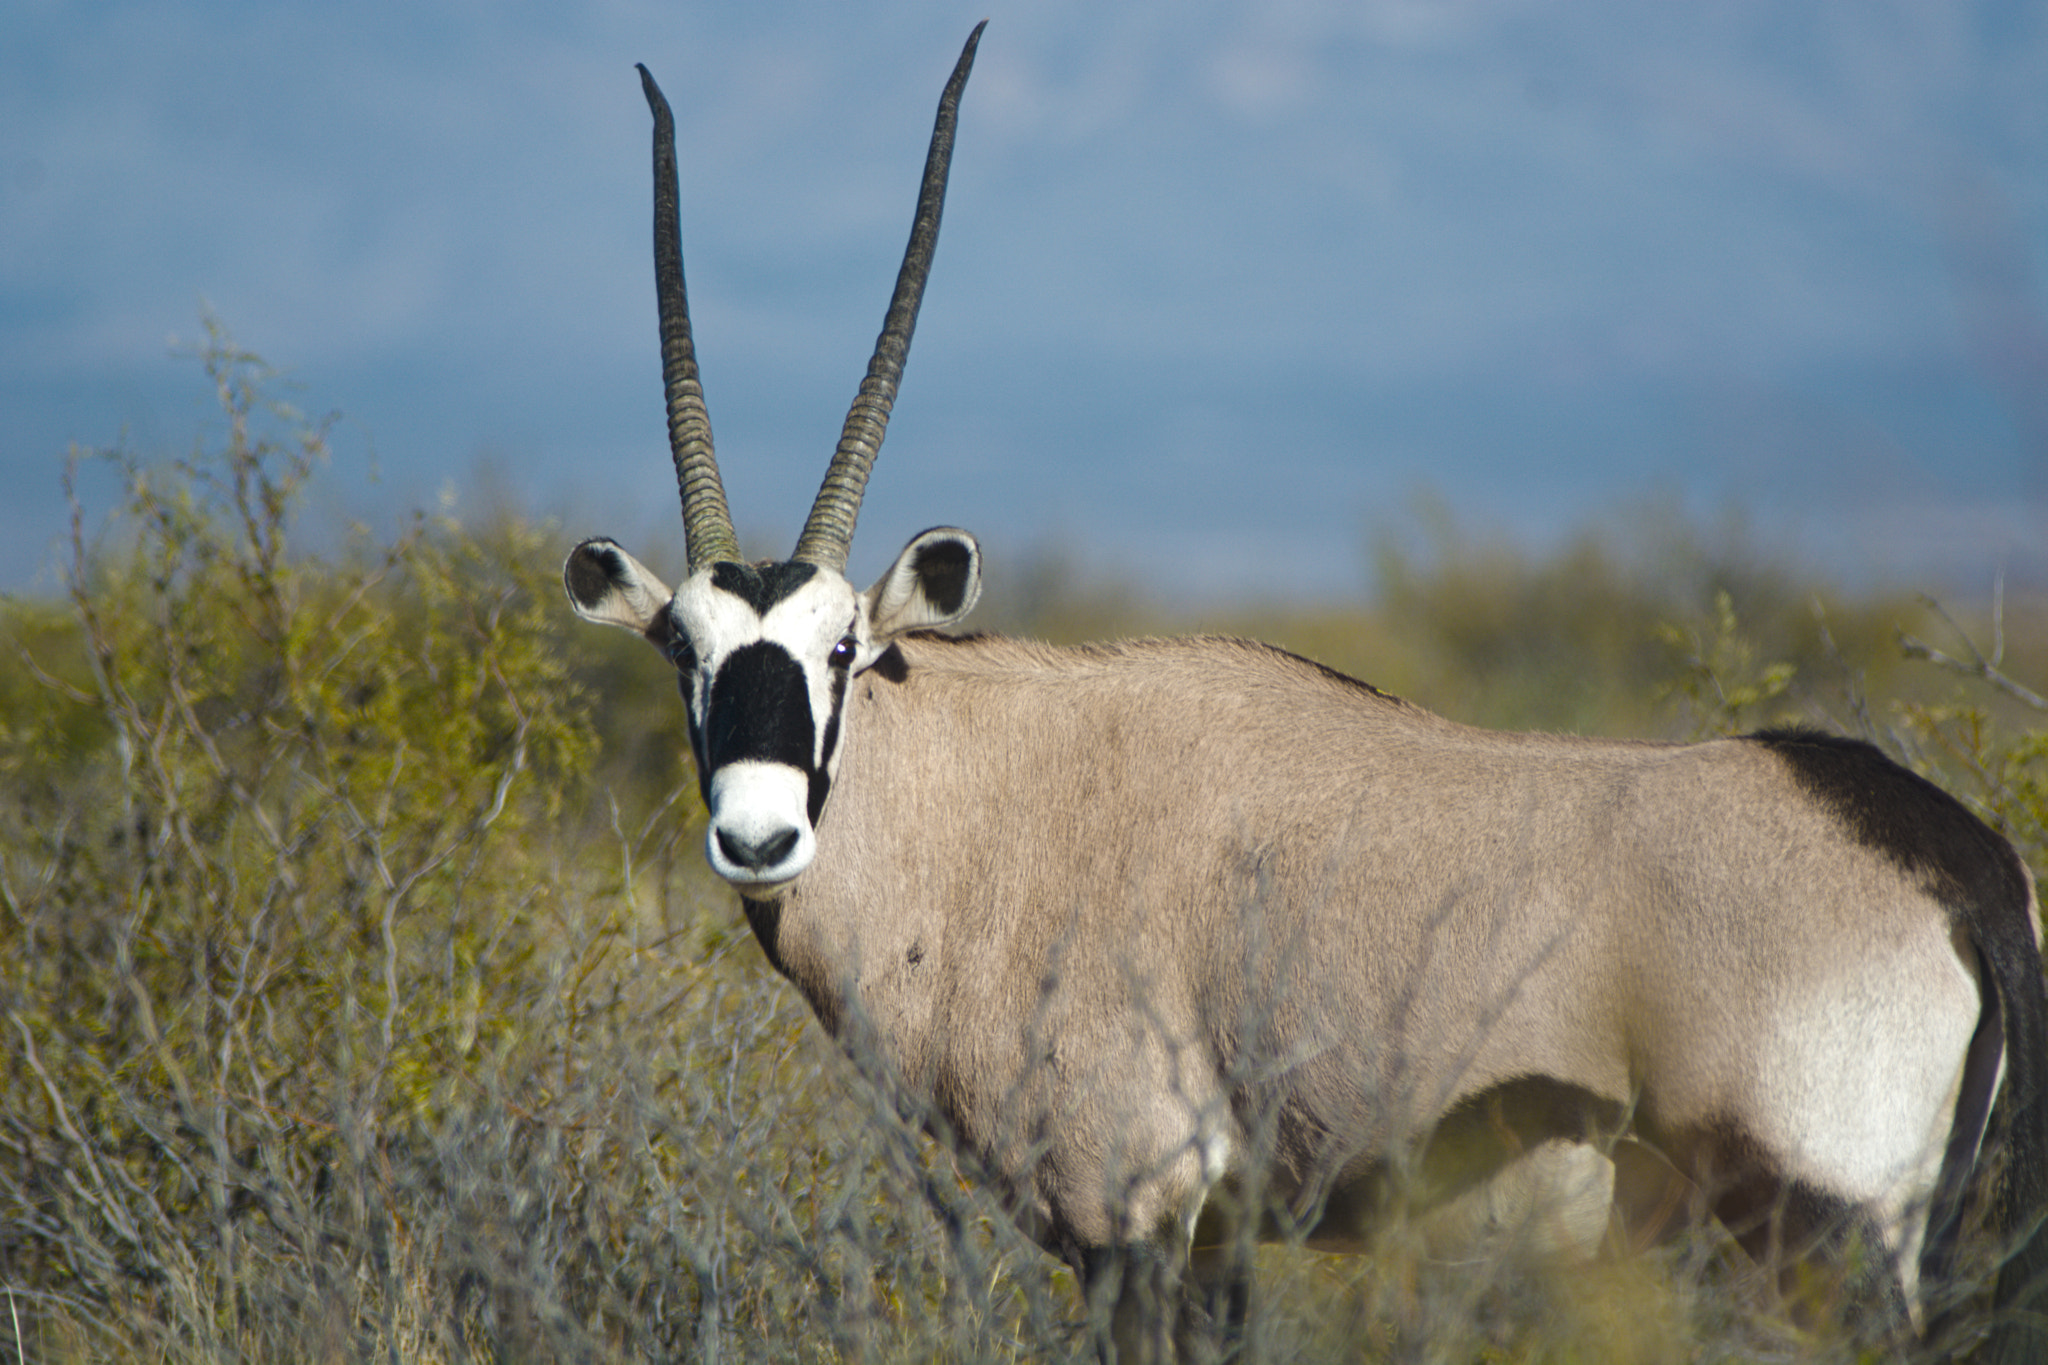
[717,826,799,871]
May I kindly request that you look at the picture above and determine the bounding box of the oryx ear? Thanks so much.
[564,538,677,653]
[864,528,981,640]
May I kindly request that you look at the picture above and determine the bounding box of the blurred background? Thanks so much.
[5,0,2045,605]
[7,6,2048,1358]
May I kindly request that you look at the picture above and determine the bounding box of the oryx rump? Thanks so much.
[563,25,2048,1362]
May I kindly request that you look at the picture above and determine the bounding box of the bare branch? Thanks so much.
[1899,591,2048,712]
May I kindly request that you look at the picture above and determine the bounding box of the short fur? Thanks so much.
[747,630,2045,1359]
[576,28,2047,1359]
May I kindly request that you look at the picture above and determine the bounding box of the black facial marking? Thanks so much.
[710,559,819,613]
[678,674,707,760]
[910,537,974,615]
[807,664,852,827]
[669,629,707,778]
[706,642,815,774]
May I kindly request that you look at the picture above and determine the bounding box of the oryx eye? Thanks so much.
[829,636,858,669]
[668,635,698,673]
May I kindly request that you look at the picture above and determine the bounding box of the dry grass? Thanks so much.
[3,333,2042,1362]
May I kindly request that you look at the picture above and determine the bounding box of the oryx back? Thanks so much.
[561,26,2048,1361]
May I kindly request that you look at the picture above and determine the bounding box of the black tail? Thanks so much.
[1970,868,2048,1364]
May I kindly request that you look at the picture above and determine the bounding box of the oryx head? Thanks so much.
[565,26,986,897]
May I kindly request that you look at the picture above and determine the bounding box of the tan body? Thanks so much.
[570,28,2048,1360]
[759,632,2022,1309]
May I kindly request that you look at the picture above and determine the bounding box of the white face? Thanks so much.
[667,560,872,895]
[564,527,982,899]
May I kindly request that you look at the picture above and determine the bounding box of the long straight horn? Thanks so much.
[639,63,741,570]
[792,21,984,570]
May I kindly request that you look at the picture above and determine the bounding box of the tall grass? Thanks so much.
[0,331,1084,1364]
[2,334,2042,1361]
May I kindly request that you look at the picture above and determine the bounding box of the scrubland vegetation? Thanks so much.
[3,335,2044,1361]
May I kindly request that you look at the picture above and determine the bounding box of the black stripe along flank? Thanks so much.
[1746,727,2032,913]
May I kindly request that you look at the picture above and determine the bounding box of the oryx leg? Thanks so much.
[1079,1243,1180,1365]
[1058,1124,1238,1364]
[1418,1137,1618,1264]
[1074,1239,1247,1365]
[1702,1163,1915,1343]
[1672,944,1980,1343]
[1407,1078,1629,1265]
[1041,988,1237,1362]
[1181,1236,1252,1364]
[1623,909,1987,1344]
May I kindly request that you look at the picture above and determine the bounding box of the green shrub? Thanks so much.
[2,328,2041,1363]
[0,329,1074,1365]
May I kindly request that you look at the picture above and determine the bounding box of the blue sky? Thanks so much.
[5,0,2045,603]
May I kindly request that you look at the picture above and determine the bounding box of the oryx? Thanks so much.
[564,25,2048,1362]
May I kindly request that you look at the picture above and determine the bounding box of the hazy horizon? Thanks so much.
[7,1,2044,604]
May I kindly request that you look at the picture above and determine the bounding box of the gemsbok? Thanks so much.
[565,24,2048,1362]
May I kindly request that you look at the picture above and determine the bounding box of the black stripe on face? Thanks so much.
[808,664,852,826]
[705,641,816,776]
[680,680,709,781]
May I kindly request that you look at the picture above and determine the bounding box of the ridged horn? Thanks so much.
[639,63,741,570]
[792,21,984,570]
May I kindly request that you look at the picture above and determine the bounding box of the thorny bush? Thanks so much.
[1,328,2043,1363]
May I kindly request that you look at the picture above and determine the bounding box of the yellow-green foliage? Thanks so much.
[12,327,588,1099]
[2,330,2042,1363]
[0,332,1066,1364]
[2,330,580,1352]
[1891,597,2048,874]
